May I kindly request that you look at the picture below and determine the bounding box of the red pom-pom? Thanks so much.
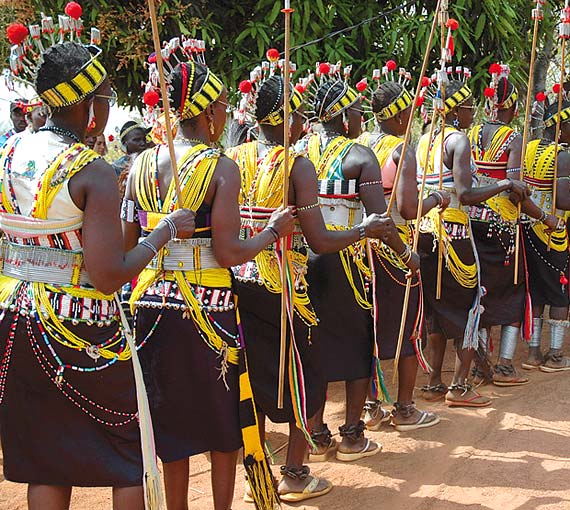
[386,60,397,72]
[295,84,306,94]
[484,87,496,98]
[143,90,160,107]
[64,2,83,20]
[108,134,114,142]
[148,52,157,64]
[266,48,280,62]
[446,18,459,30]
[421,76,430,88]
[536,91,547,102]
[561,274,569,286]
[239,80,253,94]
[553,83,562,94]
[416,95,425,107]
[356,79,368,92]
[6,23,28,45]
[318,62,331,75]
[489,63,502,75]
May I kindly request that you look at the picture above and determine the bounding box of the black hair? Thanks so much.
[35,42,93,96]
[544,100,570,124]
[446,80,465,98]
[314,81,346,119]
[169,61,209,115]
[496,78,516,107]
[372,81,403,114]
[255,75,283,122]
[226,119,258,147]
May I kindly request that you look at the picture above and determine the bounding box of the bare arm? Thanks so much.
[506,134,522,180]
[69,159,194,295]
[122,162,141,251]
[555,150,570,211]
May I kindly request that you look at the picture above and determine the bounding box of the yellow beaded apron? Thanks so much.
[307,133,371,309]
[229,140,317,448]
[130,144,279,508]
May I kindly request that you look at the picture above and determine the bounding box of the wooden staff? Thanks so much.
[516,0,543,271]
[385,0,443,215]
[278,0,294,409]
[549,7,568,251]
[436,5,448,300]
[147,0,183,205]
[393,112,440,381]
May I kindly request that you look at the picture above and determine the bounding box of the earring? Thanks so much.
[87,102,96,131]
[209,119,215,136]
[452,116,460,128]
[342,111,349,134]
[398,117,403,125]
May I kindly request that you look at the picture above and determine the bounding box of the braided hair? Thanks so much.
[446,80,465,98]
[255,75,283,122]
[372,81,403,114]
[314,81,346,120]
[169,62,209,126]
[35,42,94,101]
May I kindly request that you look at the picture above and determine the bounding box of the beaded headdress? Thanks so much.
[5,2,106,110]
[297,61,360,123]
[483,63,518,121]
[536,86,570,128]
[358,60,413,122]
[236,48,303,126]
[418,66,472,123]
[142,37,223,123]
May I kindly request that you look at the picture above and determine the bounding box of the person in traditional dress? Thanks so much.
[467,65,532,386]
[0,99,28,146]
[229,62,404,501]
[521,99,570,372]
[123,48,290,510]
[294,62,420,457]
[416,74,527,407]
[112,121,150,177]
[0,33,195,510]
[358,66,449,430]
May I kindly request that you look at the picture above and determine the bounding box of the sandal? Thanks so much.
[540,350,570,372]
[362,400,391,431]
[445,383,491,408]
[278,466,332,502]
[308,423,337,462]
[471,365,493,387]
[336,421,381,462]
[492,364,529,386]
[420,383,448,402]
[391,401,440,432]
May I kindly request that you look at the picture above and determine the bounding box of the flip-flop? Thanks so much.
[364,406,391,431]
[309,438,337,462]
[393,410,441,432]
[420,383,447,402]
[279,476,333,502]
[445,393,491,408]
[336,438,382,462]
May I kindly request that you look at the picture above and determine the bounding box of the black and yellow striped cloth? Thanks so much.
[375,88,413,121]
[444,84,472,113]
[259,86,303,126]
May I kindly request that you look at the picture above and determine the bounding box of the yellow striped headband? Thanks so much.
[544,106,570,128]
[318,82,359,123]
[444,84,472,113]
[259,86,303,126]
[180,63,224,120]
[40,49,107,109]
[375,88,413,121]
[498,89,518,111]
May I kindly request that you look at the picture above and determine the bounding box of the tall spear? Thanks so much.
[383,0,443,380]
[516,0,545,275]
[278,0,294,409]
[548,1,570,251]
[147,0,183,206]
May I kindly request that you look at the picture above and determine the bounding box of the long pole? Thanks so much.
[436,3,448,300]
[147,0,183,205]
[393,114,439,382]
[278,0,294,409]
[386,0,443,215]
[516,0,543,269]
[549,5,568,251]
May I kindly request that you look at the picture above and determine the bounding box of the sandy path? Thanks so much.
[1,347,570,510]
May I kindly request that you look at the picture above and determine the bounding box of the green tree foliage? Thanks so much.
[0,0,560,109]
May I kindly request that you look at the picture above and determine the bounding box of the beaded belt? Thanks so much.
[318,197,364,228]
[476,175,510,197]
[240,206,306,250]
[146,238,222,271]
[0,240,91,286]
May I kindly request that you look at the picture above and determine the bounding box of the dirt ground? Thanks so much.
[1,343,570,510]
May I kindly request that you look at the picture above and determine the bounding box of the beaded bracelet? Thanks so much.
[140,239,159,257]
[358,225,366,240]
[266,225,280,241]
[359,180,383,188]
[160,216,178,240]
[538,210,548,223]
[431,191,444,207]
[297,202,320,212]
